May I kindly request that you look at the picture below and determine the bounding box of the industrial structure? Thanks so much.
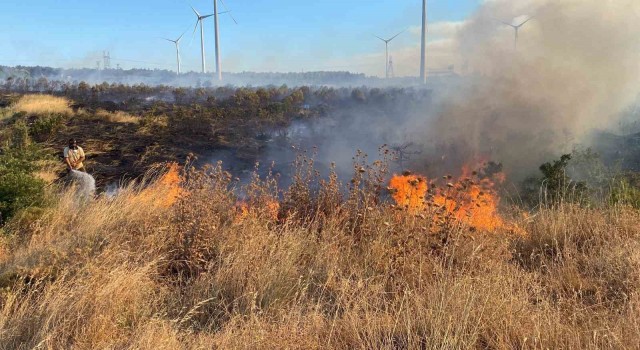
[103,51,111,70]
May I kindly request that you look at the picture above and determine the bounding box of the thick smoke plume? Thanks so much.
[417,0,640,179]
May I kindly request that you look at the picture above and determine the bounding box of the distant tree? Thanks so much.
[351,88,366,102]
[3,77,13,92]
[172,87,187,104]
[78,81,90,96]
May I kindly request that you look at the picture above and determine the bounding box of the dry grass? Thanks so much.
[94,109,139,124]
[0,164,639,349]
[12,95,72,116]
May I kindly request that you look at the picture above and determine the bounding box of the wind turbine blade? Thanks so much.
[219,0,231,13]
[517,15,535,27]
[177,31,186,43]
[193,19,200,35]
[162,38,174,42]
[228,11,238,24]
[388,29,406,42]
[190,5,200,17]
[201,14,214,19]
[495,18,517,28]
[373,34,386,42]
[219,0,238,24]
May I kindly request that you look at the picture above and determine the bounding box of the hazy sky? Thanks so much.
[0,0,481,76]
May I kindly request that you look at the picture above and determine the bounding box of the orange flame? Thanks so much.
[388,174,428,213]
[389,165,506,231]
[431,178,503,231]
[135,163,184,208]
[234,198,280,223]
[157,163,183,207]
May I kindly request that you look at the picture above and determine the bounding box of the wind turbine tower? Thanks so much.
[213,0,221,80]
[500,16,534,50]
[375,30,404,79]
[191,6,214,73]
[388,56,395,78]
[212,0,237,81]
[420,0,427,84]
[164,32,185,75]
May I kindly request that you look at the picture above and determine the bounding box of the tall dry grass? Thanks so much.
[93,109,139,124]
[0,163,639,349]
[11,95,72,116]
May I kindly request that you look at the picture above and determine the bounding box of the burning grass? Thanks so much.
[0,163,639,349]
[388,164,506,232]
[11,94,72,116]
[134,162,184,208]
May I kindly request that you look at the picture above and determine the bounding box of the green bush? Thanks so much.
[29,113,65,142]
[521,154,589,207]
[9,120,30,149]
[0,146,47,225]
[609,177,640,208]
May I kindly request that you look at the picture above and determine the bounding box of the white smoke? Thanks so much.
[408,0,640,179]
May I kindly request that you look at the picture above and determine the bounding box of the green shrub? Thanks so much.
[521,154,589,207]
[29,113,65,142]
[9,120,30,149]
[0,146,47,225]
[609,177,640,208]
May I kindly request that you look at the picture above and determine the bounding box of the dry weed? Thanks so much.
[0,164,639,349]
[94,109,139,124]
[12,95,72,116]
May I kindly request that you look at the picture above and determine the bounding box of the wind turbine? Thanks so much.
[191,5,214,73]
[375,30,405,79]
[163,32,186,75]
[499,16,534,50]
[213,0,237,81]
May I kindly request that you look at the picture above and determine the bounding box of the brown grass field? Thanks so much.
[11,95,73,116]
[0,162,639,350]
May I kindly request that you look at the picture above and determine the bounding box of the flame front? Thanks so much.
[388,174,428,212]
[389,166,505,231]
[135,163,183,208]
[158,163,182,207]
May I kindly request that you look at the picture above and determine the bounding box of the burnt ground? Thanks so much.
[39,100,301,189]
[45,114,232,189]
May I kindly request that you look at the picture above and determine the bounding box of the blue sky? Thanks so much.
[0,0,481,76]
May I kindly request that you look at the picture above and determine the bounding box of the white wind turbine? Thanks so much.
[374,30,405,79]
[163,32,186,75]
[191,5,214,73]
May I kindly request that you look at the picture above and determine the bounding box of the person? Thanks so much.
[63,138,86,172]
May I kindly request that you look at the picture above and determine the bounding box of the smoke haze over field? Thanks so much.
[3,0,639,185]
[238,0,640,183]
[409,0,640,178]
